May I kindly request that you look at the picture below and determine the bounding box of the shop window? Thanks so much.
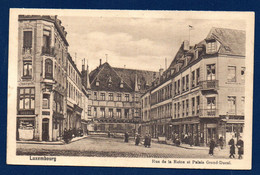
[207,64,216,80]
[227,66,236,82]
[42,94,50,109]
[23,61,32,78]
[18,87,35,111]
[45,59,53,79]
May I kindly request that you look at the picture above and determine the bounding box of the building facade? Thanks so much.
[141,28,245,146]
[83,60,158,135]
[17,15,68,141]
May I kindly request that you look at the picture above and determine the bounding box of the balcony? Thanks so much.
[42,46,55,56]
[199,80,218,90]
[199,109,218,117]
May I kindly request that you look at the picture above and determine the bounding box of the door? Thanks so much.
[42,118,49,141]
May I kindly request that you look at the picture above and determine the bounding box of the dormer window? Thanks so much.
[195,49,199,59]
[206,41,216,53]
[96,79,100,87]
[108,76,112,87]
[120,79,124,88]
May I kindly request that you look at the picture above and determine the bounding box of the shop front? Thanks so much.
[17,116,35,141]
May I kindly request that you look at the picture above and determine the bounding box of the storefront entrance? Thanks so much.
[42,118,49,141]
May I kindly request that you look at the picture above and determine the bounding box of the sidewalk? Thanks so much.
[17,135,88,145]
[151,138,208,150]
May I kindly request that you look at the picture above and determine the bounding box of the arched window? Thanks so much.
[45,59,53,79]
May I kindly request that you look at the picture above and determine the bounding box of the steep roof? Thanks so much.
[206,27,245,56]
[89,62,158,93]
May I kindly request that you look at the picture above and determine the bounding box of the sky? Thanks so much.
[58,15,246,72]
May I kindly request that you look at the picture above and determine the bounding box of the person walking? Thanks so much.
[63,128,69,144]
[147,134,151,148]
[236,136,244,159]
[209,139,216,156]
[228,137,236,158]
[135,133,140,146]
[144,133,148,147]
[124,132,129,142]
[219,136,224,149]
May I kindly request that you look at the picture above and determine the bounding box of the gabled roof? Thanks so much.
[89,62,158,93]
[206,27,245,56]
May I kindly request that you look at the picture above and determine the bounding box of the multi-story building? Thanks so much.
[17,15,68,141]
[141,27,245,146]
[66,54,84,132]
[83,60,158,135]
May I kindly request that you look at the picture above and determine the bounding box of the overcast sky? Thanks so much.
[58,16,245,72]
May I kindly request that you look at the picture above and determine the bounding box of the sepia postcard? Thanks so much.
[7,9,254,169]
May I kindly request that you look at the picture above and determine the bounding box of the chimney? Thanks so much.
[99,59,102,66]
[82,58,85,71]
[183,40,190,51]
[159,68,164,76]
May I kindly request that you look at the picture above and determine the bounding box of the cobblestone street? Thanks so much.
[17,135,232,159]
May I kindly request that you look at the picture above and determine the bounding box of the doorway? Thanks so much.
[42,118,49,141]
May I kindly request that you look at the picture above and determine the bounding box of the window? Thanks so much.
[241,97,245,114]
[174,81,177,95]
[192,71,195,88]
[54,92,63,114]
[177,102,180,118]
[42,94,50,109]
[116,109,122,118]
[23,61,32,78]
[182,101,185,117]
[43,30,51,53]
[186,75,189,90]
[100,108,105,117]
[207,64,216,80]
[186,99,189,116]
[207,97,216,110]
[94,92,97,100]
[88,106,91,116]
[228,96,236,114]
[109,109,113,118]
[196,96,200,114]
[101,93,105,100]
[109,93,113,101]
[174,103,177,118]
[23,31,32,54]
[177,79,180,94]
[207,42,216,53]
[192,97,195,115]
[125,94,129,101]
[45,59,53,79]
[196,68,200,86]
[227,66,236,82]
[18,87,35,110]
[241,67,245,82]
[94,107,97,117]
[182,77,185,92]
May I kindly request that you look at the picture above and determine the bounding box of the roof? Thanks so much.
[89,62,158,93]
[206,27,245,56]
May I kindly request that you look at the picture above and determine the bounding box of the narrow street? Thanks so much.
[17,135,231,159]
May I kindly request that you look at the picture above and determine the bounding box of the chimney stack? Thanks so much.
[82,58,85,71]
[159,68,164,76]
[100,59,102,66]
[183,40,190,51]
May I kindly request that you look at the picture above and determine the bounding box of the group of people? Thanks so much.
[63,127,84,144]
[208,136,244,159]
[123,132,152,148]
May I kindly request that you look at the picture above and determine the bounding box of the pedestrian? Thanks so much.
[188,134,193,147]
[144,133,148,147]
[236,136,244,159]
[124,132,129,142]
[219,136,224,149]
[108,131,110,138]
[63,128,69,144]
[68,127,73,141]
[175,137,181,146]
[135,133,140,146]
[209,139,216,156]
[147,134,151,148]
[228,137,236,158]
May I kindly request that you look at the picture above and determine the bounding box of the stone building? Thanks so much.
[141,27,245,146]
[82,60,158,135]
[17,15,68,141]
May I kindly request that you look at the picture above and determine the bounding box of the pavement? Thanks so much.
[16,135,88,145]
[16,135,231,158]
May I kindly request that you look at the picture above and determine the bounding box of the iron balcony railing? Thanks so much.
[199,109,218,117]
[42,46,55,56]
[199,80,218,90]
